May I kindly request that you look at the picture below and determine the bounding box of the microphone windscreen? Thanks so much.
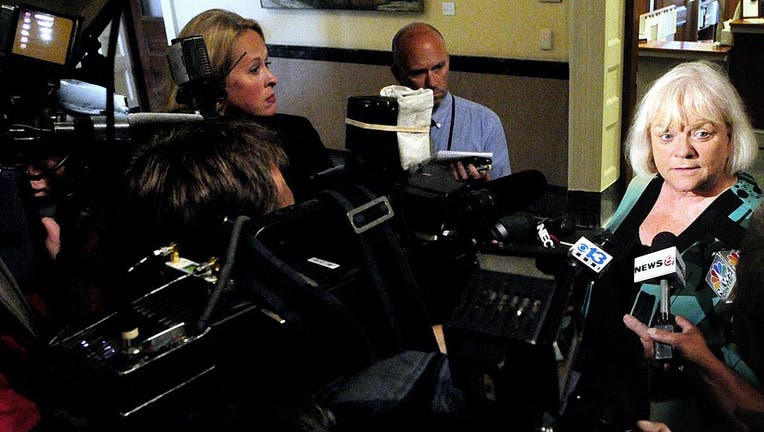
[651,231,678,251]
[551,214,577,238]
[703,239,726,261]
[482,169,547,216]
[491,212,535,243]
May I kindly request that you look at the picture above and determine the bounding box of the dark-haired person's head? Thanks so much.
[124,119,293,261]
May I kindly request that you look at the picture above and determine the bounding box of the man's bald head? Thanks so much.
[391,23,450,108]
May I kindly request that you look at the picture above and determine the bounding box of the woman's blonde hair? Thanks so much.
[625,60,757,177]
[165,9,265,112]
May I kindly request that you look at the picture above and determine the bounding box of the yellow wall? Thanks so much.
[161,0,568,61]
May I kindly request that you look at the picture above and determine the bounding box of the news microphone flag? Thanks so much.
[633,246,686,288]
[705,249,739,301]
[570,237,613,273]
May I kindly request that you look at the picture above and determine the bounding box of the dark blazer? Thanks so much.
[234,113,334,203]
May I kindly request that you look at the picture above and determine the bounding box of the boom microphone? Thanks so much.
[490,212,535,244]
[477,169,548,217]
[491,212,576,246]
[167,36,215,88]
[50,112,205,141]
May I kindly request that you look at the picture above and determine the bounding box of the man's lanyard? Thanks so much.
[432,94,456,151]
[447,95,456,151]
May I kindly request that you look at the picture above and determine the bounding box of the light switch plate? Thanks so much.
[539,29,553,50]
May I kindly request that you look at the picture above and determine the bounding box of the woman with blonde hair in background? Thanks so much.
[168,9,333,202]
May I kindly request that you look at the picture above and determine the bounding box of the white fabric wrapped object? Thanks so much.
[57,79,130,115]
[379,85,433,170]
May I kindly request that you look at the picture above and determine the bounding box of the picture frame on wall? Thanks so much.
[742,0,762,17]
[260,0,423,11]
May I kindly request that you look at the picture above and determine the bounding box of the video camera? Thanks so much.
[329,94,549,250]
[443,226,615,430]
[0,1,203,179]
[0,3,105,302]
[0,2,207,274]
[337,93,599,429]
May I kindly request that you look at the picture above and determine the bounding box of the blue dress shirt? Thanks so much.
[430,92,511,179]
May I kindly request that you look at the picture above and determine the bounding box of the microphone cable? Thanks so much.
[196,214,251,333]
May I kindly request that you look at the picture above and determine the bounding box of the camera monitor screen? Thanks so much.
[11,6,76,65]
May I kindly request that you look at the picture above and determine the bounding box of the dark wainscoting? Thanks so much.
[268,45,569,80]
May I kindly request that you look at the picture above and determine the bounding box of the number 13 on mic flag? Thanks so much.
[570,237,614,274]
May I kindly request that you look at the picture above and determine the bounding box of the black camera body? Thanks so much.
[444,247,585,430]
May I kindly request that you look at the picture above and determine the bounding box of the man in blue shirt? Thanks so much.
[391,22,511,180]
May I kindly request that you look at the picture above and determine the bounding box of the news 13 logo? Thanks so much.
[570,237,613,273]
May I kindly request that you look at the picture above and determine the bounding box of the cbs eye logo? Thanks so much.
[577,243,608,265]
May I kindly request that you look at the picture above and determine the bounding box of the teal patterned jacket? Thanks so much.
[607,172,763,384]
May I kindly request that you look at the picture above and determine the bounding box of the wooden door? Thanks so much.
[123,0,171,111]
[568,0,625,197]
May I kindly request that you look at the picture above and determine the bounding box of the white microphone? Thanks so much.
[633,234,686,288]
[634,231,685,360]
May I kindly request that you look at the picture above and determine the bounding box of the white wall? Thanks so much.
[160,0,568,60]
[158,0,572,187]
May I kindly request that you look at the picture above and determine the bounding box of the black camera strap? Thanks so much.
[322,188,403,341]
[319,185,438,355]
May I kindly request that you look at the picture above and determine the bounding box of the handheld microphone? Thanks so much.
[634,232,685,361]
[633,232,686,287]
[703,240,739,302]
